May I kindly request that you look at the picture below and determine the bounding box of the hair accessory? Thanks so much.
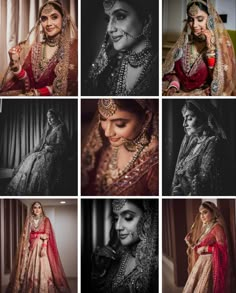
[41,4,55,15]
[187,0,208,9]
[112,199,127,211]
[188,3,199,16]
[98,99,118,118]
[103,0,116,10]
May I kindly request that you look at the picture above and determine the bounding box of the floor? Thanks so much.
[162,256,184,293]
[1,278,77,293]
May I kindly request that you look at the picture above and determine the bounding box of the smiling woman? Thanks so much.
[162,0,236,96]
[0,0,78,96]
[91,199,158,293]
[82,0,158,96]
[81,99,158,196]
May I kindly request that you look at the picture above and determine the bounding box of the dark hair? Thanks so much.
[200,201,215,214]
[47,108,60,120]
[114,99,145,120]
[31,201,46,216]
[182,101,208,126]
[187,1,209,15]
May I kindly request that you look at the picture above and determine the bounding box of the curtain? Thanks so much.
[0,0,77,78]
[0,99,78,168]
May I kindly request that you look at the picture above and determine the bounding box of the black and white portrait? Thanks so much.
[162,99,236,196]
[81,0,159,96]
[81,198,158,293]
[0,99,77,195]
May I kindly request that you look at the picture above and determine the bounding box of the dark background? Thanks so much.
[162,99,236,195]
[81,0,159,95]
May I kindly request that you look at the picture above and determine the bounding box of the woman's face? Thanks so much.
[40,5,62,38]
[105,1,144,51]
[182,109,199,136]
[187,5,208,37]
[113,201,143,246]
[32,203,43,217]
[47,112,58,127]
[199,206,214,224]
[99,108,144,147]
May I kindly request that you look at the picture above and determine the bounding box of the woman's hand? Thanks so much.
[201,29,215,51]
[8,46,21,72]
[197,246,207,255]
[40,246,47,257]
[92,246,117,275]
[166,87,177,96]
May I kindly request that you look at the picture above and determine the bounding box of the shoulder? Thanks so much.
[212,223,225,235]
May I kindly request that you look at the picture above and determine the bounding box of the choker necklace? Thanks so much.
[45,34,60,47]
[128,47,152,67]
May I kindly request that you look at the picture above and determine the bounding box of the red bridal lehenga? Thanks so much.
[0,1,78,96]
[81,99,159,196]
[162,1,236,96]
[183,202,233,293]
[6,215,70,293]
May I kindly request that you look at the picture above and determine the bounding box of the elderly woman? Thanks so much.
[0,0,78,96]
[6,109,69,195]
[171,100,227,196]
[163,0,236,96]
[84,0,158,96]
[82,99,158,196]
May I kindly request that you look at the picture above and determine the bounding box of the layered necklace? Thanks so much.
[114,46,153,95]
[105,144,145,187]
[39,35,60,72]
[31,214,43,230]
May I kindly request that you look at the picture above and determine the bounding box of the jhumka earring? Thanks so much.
[123,123,150,152]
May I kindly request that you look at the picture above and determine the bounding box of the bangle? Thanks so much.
[42,243,47,247]
[14,68,27,80]
[37,86,52,96]
[168,80,180,91]
[206,51,216,69]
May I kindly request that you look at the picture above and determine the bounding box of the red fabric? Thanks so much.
[43,217,71,291]
[174,59,209,91]
[38,86,51,96]
[195,224,228,293]
[15,68,26,80]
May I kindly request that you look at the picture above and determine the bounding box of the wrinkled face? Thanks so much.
[182,109,199,136]
[187,5,208,37]
[40,5,63,38]
[113,201,143,246]
[105,1,144,51]
[47,112,58,127]
[32,203,42,216]
[99,108,144,147]
[199,206,214,224]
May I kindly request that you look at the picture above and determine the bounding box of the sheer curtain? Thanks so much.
[0,99,77,169]
[0,0,77,78]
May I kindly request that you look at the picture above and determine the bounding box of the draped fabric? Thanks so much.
[91,200,158,293]
[183,224,228,293]
[6,215,71,293]
[0,0,77,78]
[0,99,77,169]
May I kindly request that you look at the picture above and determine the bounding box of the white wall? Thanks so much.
[44,205,77,278]
[215,0,236,30]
